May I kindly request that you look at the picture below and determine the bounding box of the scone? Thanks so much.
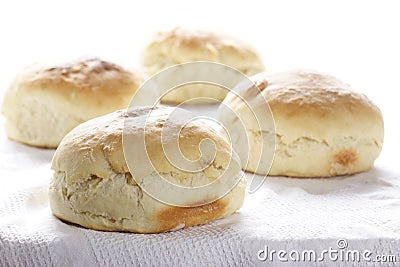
[141,27,265,104]
[49,106,246,233]
[219,70,384,177]
[1,57,150,148]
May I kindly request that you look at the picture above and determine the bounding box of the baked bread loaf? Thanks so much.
[1,57,147,148]
[141,27,265,103]
[49,106,246,233]
[219,70,384,177]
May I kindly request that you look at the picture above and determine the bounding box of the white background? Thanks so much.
[0,0,399,166]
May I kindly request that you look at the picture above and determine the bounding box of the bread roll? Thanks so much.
[49,106,246,233]
[219,70,384,177]
[1,57,148,148]
[141,27,265,103]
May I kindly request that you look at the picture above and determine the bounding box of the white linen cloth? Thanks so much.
[1,128,399,267]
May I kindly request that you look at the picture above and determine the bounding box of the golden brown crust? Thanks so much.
[156,198,228,232]
[52,191,238,234]
[333,149,358,167]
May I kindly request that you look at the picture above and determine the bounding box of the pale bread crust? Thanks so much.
[141,27,265,103]
[220,70,384,177]
[49,106,245,233]
[1,58,145,148]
